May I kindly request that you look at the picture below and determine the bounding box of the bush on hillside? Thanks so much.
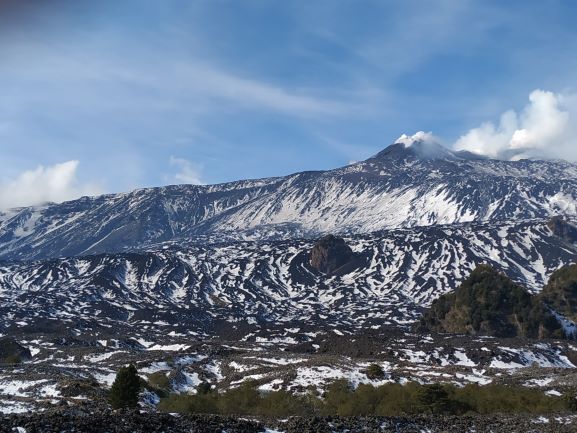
[364,363,385,380]
[110,364,141,409]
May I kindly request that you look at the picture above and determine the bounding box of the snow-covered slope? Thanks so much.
[1,219,575,334]
[2,140,577,262]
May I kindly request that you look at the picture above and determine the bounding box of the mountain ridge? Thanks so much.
[2,141,577,262]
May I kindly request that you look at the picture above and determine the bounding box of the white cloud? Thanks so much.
[396,131,437,147]
[454,90,577,160]
[168,156,203,185]
[0,160,101,210]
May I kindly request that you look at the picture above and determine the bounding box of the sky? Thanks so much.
[1,0,577,209]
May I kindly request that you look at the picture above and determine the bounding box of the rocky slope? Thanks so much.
[3,327,577,416]
[2,140,577,262]
[2,411,577,433]
[0,337,31,364]
[1,219,576,336]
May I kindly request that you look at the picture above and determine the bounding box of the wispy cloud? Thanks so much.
[1,0,577,195]
[0,161,101,210]
[167,156,204,185]
[0,39,351,119]
[185,64,348,117]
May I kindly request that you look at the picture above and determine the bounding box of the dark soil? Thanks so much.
[2,411,576,433]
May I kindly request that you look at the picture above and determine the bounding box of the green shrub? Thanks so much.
[3,354,22,364]
[374,382,421,416]
[256,390,312,417]
[196,382,212,395]
[109,364,141,409]
[364,363,385,380]
[147,371,171,390]
[322,379,356,416]
[159,393,218,414]
[454,384,567,414]
[217,381,261,415]
[157,379,569,417]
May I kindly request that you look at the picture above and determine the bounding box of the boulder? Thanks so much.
[309,235,354,274]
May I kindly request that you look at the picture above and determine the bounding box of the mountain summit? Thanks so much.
[372,132,487,162]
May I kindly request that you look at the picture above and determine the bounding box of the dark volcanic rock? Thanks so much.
[0,336,32,363]
[2,412,577,433]
[277,415,577,433]
[0,410,264,433]
[548,216,577,243]
[309,235,354,274]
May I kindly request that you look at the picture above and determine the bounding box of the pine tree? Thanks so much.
[109,364,141,409]
[417,384,451,414]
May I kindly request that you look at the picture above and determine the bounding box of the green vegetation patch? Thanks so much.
[420,265,564,338]
[147,371,171,391]
[158,380,575,417]
[540,263,577,322]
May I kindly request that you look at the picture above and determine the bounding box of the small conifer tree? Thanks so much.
[109,364,141,409]
[417,384,451,414]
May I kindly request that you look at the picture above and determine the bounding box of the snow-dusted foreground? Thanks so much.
[2,331,577,414]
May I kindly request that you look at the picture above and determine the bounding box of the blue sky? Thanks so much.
[1,0,577,208]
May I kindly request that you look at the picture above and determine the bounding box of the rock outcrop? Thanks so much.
[309,235,355,274]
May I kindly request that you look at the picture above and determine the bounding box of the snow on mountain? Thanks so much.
[1,219,575,334]
[1,141,577,262]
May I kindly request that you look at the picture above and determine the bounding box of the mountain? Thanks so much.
[1,218,576,339]
[2,138,577,262]
[5,138,577,421]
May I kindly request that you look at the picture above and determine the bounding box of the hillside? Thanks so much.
[420,265,565,338]
[540,263,577,323]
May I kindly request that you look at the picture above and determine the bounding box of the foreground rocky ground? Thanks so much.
[2,409,577,433]
[2,326,577,432]
[3,327,577,413]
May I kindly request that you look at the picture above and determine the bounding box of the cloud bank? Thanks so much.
[454,90,577,161]
[0,160,101,210]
